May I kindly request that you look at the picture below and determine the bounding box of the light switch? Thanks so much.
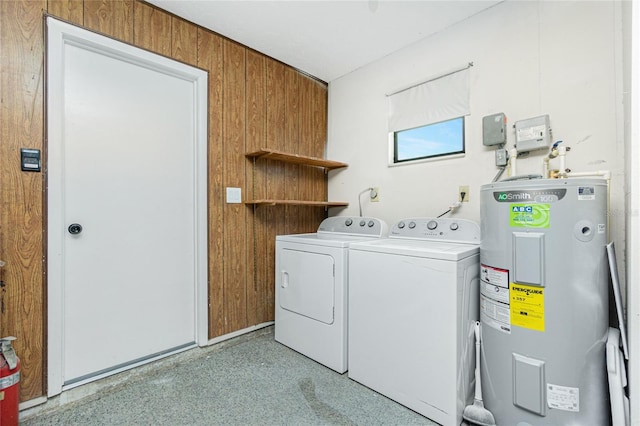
[21,148,41,172]
[226,187,242,204]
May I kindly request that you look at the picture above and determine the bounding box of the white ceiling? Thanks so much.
[146,0,501,82]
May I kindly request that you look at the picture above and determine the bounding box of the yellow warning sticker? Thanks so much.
[510,283,545,332]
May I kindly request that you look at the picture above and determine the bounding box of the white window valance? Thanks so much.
[387,65,471,133]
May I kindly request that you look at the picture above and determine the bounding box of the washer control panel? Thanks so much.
[317,216,388,237]
[391,218,480,243]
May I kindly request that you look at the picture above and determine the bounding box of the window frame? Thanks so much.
[391,116,466,165]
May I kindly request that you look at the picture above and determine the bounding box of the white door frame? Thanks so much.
[46,17,209,397]
[629,1,640,422]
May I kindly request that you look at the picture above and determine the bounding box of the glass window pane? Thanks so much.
[395,117,464,163]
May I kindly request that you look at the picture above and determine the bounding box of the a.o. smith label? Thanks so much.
[493,189,566,203]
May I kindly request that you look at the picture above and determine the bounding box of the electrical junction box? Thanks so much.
[515,114,551,153]
[483,113,507,146]
[495,148,508,167]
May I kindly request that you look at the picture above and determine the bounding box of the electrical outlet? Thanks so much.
[459,185,469,202]
[370,187,379,202]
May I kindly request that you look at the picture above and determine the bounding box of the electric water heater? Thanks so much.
[479,178,609,424]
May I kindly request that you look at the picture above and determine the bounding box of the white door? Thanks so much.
[279,248,335,324]
[46,18,208,395]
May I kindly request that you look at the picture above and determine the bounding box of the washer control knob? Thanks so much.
[450,222,459,231]
[345,218,353,226]
[427,220,438,230]
[368,220,375,227]
[397,221,405,229]
[408,221,416,229]
[359,220,366,227]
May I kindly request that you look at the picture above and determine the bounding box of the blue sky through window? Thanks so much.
[395,117,464,162]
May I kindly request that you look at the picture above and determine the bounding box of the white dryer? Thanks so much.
[348,218,480,426]
[275,216,388,373]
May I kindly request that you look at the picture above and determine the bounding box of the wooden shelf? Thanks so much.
[245,200,348,207]
[246,149,348,207]
[246,148,348,170]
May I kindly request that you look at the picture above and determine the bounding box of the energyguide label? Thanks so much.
[510,283,545,332]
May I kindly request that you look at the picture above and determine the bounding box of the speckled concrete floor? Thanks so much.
[20,326,436,426]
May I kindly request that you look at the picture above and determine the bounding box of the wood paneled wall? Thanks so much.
[0,0,329,402]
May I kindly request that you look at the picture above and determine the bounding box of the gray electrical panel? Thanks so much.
[515,114,551,152]
[479,178,609,425]
[483,113,507,146]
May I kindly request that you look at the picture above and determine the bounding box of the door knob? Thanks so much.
[68,223,83,235]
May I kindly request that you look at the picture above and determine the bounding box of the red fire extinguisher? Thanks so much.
[0,337,19,426]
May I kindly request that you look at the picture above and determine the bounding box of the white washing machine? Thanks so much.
[348,217,480,426]
[275,216,388,373]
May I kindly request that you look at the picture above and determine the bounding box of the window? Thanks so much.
[387,64,471,165]
[394,116,464,163]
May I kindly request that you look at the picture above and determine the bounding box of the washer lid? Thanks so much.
[349,238,479,261]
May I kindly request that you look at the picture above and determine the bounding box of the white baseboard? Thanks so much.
[206,321,274,346]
